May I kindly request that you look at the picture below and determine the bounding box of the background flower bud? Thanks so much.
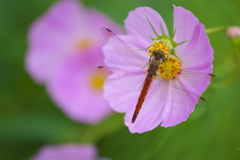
[226,26,240,39]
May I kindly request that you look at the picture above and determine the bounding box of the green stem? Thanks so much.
[78,113,124,143]
[205,26,227,34]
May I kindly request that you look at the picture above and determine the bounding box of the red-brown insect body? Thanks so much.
[132,76,153,123]
[132,50,165,123]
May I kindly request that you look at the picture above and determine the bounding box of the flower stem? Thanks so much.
[205,26,227,34]
[78,113,124,143]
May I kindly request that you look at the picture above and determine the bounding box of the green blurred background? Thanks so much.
[0,0,240,159]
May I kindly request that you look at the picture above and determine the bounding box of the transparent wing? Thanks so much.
[97,66,146,92]
[179,71,212,87]
[181,71,218,86]
[101,27,149,67]
[148,71,212,106]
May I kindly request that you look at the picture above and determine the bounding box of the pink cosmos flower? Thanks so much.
[102,6,214,133]
[26,0,122,123]
[31,144,109,160]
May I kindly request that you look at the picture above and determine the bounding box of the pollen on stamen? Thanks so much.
[148,41,169,57]
[158,57,181,80]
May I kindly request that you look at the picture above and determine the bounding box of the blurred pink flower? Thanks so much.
[102,6,214,133]
[226,26,240,39]
[26,0,122,123]
[31,144,109,160]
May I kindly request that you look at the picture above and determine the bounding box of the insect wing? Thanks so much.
[101,27,148,67]
[179,71,212,87]
[149,71,212,106]
[97,66,146,92]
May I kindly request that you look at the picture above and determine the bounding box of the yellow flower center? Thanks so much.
[148,41,181,80]
[158,57,181,80]
[148,41,169,57]
[89,70,107,91]
[76,38,93,51]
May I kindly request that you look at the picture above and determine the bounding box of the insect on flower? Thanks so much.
[100,6,214,133]
[100,26,214,123]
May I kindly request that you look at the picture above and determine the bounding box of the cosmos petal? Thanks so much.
[176,69,210,102]
[158,78,196,127]
[87,9,123,46]
[28,0,88,51]
[180,23,214,71]
[173,6,200,55]
[26,0,88,83]
[124,96,165,133]
[182,59,213,72]
[31,144,101,160]
[26,49,65,83]
[125,7,168,48]
[103,35,149,70]
[47,54,113,124]
[160,102,194,127]
[151,79,195,128]
[104,85,137,113]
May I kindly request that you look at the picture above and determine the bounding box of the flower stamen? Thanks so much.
[158,57,181,80]
[76,38,93,51]
[148,41,169,57]
[89,70,106,91]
